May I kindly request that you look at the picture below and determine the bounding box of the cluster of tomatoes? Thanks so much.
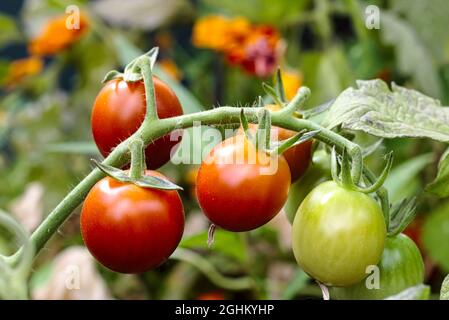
[81,76,424,299]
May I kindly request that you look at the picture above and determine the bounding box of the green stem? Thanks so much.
[170,248,254,291]
[129,138,145,179]
[138,57,159,122]
[363,167,390,230]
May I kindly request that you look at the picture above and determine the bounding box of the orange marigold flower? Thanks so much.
[193,15,283,77]
[222,17,252,51]
[281,69,303,101]
[4,56,43,88]
[158,59,183,81]
[227,25,283,77]
[28,12,89,56]
[192,15,230,51]
[192,15,251,52]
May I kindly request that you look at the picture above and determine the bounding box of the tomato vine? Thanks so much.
[3,49,392,287]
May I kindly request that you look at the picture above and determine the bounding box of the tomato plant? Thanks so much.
[5,23,449,300]
[332,234,424,299]
[196,134,291,232]
[292,181,386,286]
[80,170,185,274]
[91,77,184,169]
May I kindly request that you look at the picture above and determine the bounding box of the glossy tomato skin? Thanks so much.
[196,135,291,232]
[91,77,183,169]
[292,181,386,286]
[240,104,312,182]
[332,233,424,299]
[80,171,184,273]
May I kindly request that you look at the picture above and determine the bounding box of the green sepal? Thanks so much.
[123,47,159,83]
[239,109,254,143]
[362,138,384,157]
[92,159,182,190]
[262,82,283,107]
[274,68,287,103]
[270,130,320,156]
[256,108,271,151]
[101,70,123,83]
[299,98,334,119]
[388,197,418,236]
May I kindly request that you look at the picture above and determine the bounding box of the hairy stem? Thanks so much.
[129,138,145,179]
[138,57,158,122]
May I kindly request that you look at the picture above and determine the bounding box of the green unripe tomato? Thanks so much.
[292,181,386,286]
[332,233,424,299]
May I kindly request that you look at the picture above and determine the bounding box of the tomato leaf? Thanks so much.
[423,201,449,272]
[426,148,449,197]
[441,274,449,300]
[180,230,248,263]
[92,159,183,190]
[384,284,430,300]
[324,79,449,142]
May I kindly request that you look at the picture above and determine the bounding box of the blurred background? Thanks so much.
[1,0,449,299]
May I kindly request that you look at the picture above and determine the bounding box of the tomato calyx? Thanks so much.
[92,137,182,190]
[100,48,160,84]
[93,159,182,190]
[329,146,418,236]
[240,71,319,157]
[101,69,123,83]
[239,108,319,157]
[330,146,393,194]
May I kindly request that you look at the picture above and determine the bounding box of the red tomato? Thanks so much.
[196,135,291,232]
[80,171,184,273]
[91,77,183,169]
[239,104,312,182]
